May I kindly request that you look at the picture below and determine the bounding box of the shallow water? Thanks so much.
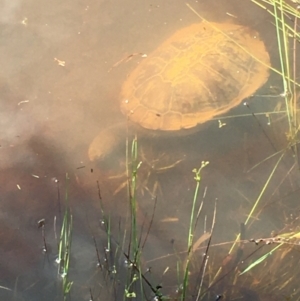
[0,0,300,300]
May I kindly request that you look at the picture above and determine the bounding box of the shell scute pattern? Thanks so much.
[120,22,270,131]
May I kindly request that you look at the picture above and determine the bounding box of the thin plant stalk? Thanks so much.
[181,161,209,301]
[57,173,73,301]
[123,137,144,301]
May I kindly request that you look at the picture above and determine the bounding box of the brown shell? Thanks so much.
[120,22,270,131]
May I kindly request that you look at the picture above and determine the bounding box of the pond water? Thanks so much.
[0,0,300,300]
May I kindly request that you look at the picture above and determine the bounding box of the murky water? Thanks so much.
[1,0,300,300]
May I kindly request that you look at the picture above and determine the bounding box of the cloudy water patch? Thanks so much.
[0,0,21,24]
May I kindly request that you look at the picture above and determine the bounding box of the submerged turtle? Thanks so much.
[89,22,270,163]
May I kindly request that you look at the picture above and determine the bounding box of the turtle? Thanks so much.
[88,21,270,163]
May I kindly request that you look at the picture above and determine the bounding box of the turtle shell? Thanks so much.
[120,22,270,132]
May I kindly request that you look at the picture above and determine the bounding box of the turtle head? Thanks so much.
[88,123,129,169]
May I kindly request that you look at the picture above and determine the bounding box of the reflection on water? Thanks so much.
[1,0,300,300]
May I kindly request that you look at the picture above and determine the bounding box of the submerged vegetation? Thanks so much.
[84,1,300,300]
[2,1,300,301]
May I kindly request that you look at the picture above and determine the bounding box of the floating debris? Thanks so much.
[54,57,66,67]
[21,17,28,26]
[18,100,29,106]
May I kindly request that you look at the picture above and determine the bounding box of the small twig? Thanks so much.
[244,101,277,153]
[108,53,147,72]
[92,236,102,269]
[141,196,158,250]
[38,218,47,253]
